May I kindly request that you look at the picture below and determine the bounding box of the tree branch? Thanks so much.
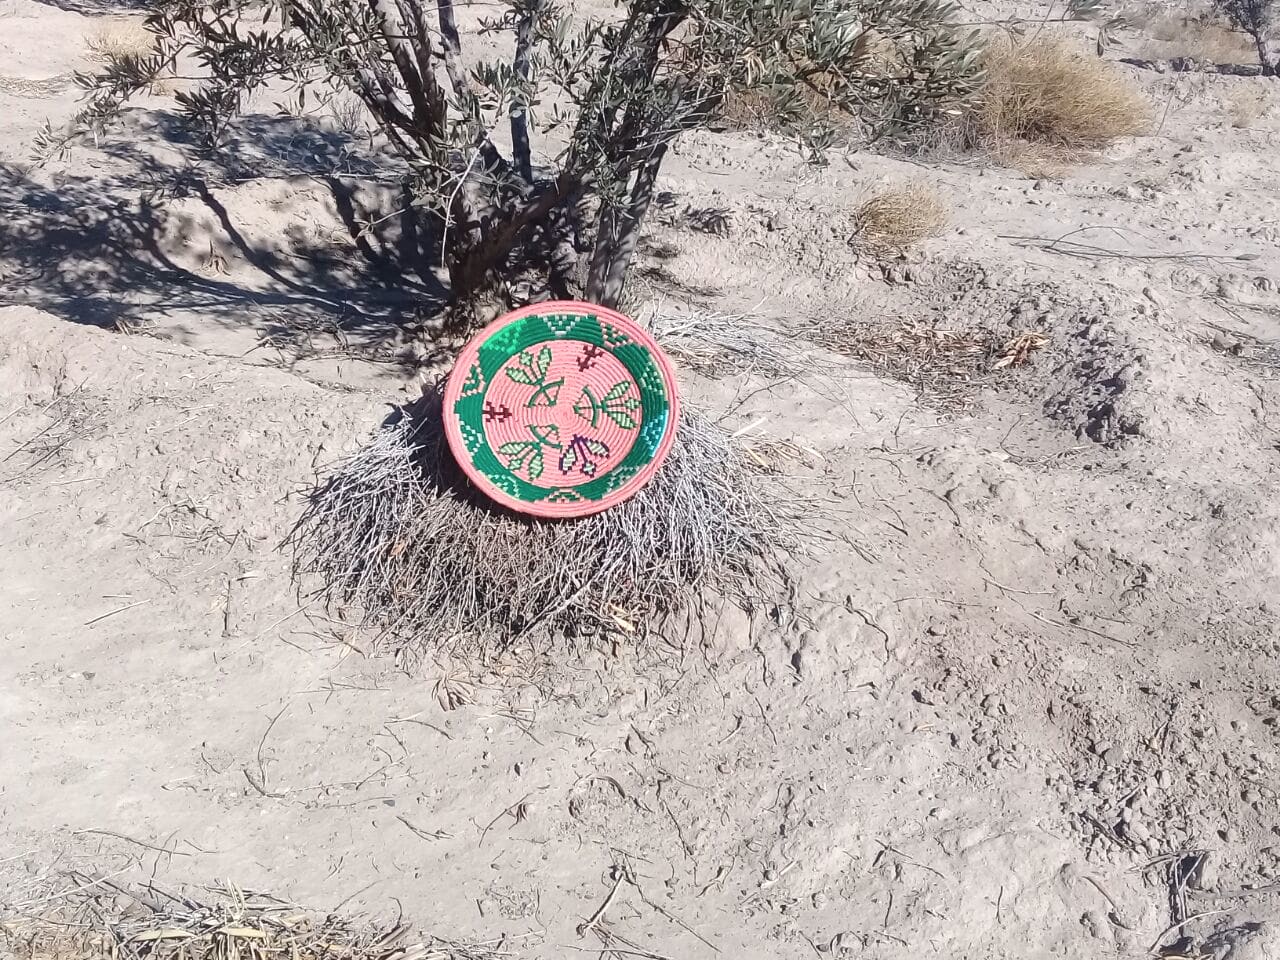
[436,0,510,175]
[585,144,665,307]
[509,0,545,183]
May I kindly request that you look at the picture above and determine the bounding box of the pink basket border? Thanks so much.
[442,300,681,519]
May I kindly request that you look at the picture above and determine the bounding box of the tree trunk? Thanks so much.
[447,173,580,316]
[1255,32,1276,76]
[509,0,543,183]
[584,147,666,308]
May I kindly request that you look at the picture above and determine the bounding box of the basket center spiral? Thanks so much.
[480,340,642,489]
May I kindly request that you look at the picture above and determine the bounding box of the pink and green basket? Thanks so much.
[443,301,681,519]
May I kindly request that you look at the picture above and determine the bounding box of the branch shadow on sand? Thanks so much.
[27,0,150,14]
[0,108,449,373]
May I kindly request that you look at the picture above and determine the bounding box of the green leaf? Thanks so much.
[498,441,527,456]
[605,410,636,430]
[527,449,544,480]
[536,346,552,377]
[560,444,578,474]
[603,380,631,403]
[506,367,535,385]
[584,438,609,455]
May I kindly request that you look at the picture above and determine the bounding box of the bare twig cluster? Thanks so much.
[1,383,101,486]
[813,319,1047,407]
[645,307,813,379]
[818,319,996,407]
[289,391,804,660]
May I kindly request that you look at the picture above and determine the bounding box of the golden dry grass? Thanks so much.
[855,183,949,254]
[974,38,1150,150]
[1226,87,1271,127]
[84,20,155,63]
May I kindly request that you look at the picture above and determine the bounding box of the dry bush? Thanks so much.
[972,38,1150,150]
[1,876,504,960]
[329,94,369,135]
[1226,86,1271,125]
[84,20,155,63]
[290,390,805,661]
[855,183,948,254]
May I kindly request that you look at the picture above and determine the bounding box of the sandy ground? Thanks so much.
[3,1,1280,958]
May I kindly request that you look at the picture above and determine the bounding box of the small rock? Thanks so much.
[1081,909,1105,940]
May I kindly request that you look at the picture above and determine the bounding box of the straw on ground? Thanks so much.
[290,390,804,661]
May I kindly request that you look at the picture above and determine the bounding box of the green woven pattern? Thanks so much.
[453,311,672,505]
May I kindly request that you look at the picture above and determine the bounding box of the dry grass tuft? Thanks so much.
[973,38,1150,150]
[718,33,900,134]
[290,391,804,660]
[1,876,506,960]
[719,84,844,134]
[84,20,155,63]
[1226,87,1270,127]
[854,183,948,254]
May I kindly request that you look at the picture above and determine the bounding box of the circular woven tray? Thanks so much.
[443,301,681,519]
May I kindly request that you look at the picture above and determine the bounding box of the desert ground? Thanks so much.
[3,1,1280,958]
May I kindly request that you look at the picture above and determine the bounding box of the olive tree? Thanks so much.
[59,0,983,324]
[1215,0,1276,74]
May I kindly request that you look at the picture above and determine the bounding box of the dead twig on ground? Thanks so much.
[576,869,625,939]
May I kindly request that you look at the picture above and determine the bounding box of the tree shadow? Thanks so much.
[0,107,450,372]
[27,0,149,16]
